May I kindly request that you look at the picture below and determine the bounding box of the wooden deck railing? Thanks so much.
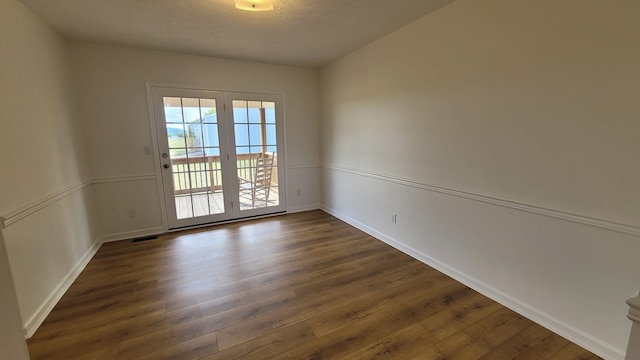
[170,153,277,195]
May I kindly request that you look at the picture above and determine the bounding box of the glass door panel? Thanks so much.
[167,97,225,219]
[227,94,285,216]
[153,88,231,229]
[153,87,285,229]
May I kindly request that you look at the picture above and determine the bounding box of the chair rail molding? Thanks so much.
[1,180,92,228]
[321,164,640,237]
[91,174,157,184]
[0,175,158,229]
[287,164,320,170]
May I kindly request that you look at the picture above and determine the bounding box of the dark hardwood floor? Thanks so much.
[27,210,601,359]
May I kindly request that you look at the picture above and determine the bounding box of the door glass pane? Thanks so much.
[185,123,203,150]
[266,124,277,145]
[182,98,201,123]
[204,147,220,157]
[175,195,194,219]
[163,97,184,123]
[201,99,217,123]
[249,124,262,145]
[167,124,186,149]
[233,101,248,123]
[163,96,225,219]
[265,103,276,124]
[234,124,250,146]
[248,101,262,123]
[202,124,219,147]
[233,100,279,211]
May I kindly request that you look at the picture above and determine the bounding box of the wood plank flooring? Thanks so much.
[27,210,602,359]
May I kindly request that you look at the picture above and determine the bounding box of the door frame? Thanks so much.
[146,82,288,232]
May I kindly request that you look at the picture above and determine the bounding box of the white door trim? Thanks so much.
[146,82,288,231]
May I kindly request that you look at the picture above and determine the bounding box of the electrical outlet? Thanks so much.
[391,214,397,224]
[128,209,137,218]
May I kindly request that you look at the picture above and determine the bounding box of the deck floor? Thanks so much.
[175,188,279,218]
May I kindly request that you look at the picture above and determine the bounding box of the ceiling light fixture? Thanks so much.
[235,0,274,12]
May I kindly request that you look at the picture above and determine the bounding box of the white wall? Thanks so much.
[0,0,98,338]
[320,0,640,358]
[0,227,29,360]
[69,43,321,239]
[0,18,320,337]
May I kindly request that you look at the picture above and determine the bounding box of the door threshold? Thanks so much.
[167,211,287,233]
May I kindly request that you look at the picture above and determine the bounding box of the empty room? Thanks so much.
[1,0,639,359]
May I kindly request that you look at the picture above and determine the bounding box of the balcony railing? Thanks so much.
[169,152,277,195]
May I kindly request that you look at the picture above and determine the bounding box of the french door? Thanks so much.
[151,87,286,229]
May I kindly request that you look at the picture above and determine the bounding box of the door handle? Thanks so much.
[163,164,170,169]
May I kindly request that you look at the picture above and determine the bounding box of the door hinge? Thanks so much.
[231,201,234,209]
[227,154,230,161]
[224,103,226,111]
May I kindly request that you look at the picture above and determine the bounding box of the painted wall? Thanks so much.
[0,0,98,338]
[320,0,640,358]
[0,227,29,360]
[69,43,321,239]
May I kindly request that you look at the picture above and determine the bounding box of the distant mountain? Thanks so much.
[167,127,185,137]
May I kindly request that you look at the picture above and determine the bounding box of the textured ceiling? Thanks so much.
[19,0,452,68]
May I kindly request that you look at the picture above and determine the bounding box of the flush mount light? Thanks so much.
[235,0,274,11]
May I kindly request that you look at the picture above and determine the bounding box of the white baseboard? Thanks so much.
[98,227,165,243]
[320,204,625,360]
[23,226,165,337]
[23,238,102,339]
[288,204,320,214]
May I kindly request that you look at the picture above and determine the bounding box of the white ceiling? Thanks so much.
[19,0,452,68]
